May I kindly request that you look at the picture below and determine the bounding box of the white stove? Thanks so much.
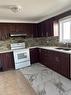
[11,42,31,69]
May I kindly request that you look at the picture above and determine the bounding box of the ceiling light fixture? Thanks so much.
[0,5,23,13]
[10,5,22,13]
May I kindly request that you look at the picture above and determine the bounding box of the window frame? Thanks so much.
[53,20,59,36]
[59,16,71,43]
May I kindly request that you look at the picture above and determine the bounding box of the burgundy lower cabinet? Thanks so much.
[39,49,48,66]
[0,52,15,71]
[47,50,70,78]
[58,52,70,78]
[30,48,39,64]
[39,49,70,78]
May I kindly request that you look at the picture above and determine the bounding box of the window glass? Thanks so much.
[63,21,70,40]
[59,16,71,43]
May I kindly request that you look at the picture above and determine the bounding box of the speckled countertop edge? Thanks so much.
[0,46,71,54]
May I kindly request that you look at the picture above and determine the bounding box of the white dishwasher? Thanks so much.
[11,43,31,69]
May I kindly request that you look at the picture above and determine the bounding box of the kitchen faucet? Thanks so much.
[63,42,69,48]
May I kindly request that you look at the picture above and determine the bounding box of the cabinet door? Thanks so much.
[15,24,24,32]
[46,50,55,69]
[1,52,15,71]
[45,50,59,71]
[39,49,70,78]
[59,52,70,78]
[39,49,48,65]
[47,50,70,78]
[30,48,39,64]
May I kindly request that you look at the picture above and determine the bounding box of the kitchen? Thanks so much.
[0,0,71,95]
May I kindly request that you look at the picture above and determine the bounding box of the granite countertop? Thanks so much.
[0,46,38,53]
[39,46,71,54]
[0,46,71,54]
[0,49,13,53]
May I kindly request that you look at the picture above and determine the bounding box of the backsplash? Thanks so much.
[0,36,71,51]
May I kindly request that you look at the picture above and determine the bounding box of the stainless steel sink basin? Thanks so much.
[55,47,71,51]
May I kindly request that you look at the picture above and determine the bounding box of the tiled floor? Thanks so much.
[0,70,36,95]
[20,63,71,95]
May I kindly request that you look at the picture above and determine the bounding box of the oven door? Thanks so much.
[13,49,30,63]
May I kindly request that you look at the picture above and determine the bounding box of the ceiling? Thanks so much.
[0,0,71,23]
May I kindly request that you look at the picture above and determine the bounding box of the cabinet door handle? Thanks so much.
[55,57,59,62]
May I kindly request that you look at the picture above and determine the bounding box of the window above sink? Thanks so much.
[59,16,71,43]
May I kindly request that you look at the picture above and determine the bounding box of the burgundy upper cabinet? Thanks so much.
[37,19,54,37]
[37,22,47,37]
[10,23,36,37]
[0,24,10,40]
[0,23,36,40]
[37,10,71,37]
